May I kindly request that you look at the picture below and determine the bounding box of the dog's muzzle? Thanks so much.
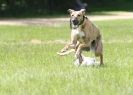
[72,19,79,25]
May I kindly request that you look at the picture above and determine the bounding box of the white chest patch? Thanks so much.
[72,29,85,38]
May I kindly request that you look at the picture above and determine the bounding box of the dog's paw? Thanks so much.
[60,49,67,53]
[57,49,75,56]
[57,52,66,56]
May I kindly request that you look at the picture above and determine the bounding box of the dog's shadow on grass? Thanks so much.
[93,64,107,68]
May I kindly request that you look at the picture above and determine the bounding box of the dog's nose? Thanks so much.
[72,19,79,25]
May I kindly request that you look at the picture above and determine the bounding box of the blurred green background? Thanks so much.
[0,0,133,17]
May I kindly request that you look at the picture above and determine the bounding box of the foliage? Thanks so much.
[0,0,133,17]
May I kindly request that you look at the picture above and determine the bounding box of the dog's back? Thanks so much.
[81,18,101,42]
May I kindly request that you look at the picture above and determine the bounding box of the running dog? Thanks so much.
[58,9,103,65]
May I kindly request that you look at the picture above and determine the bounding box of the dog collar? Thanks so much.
[79,16,85,25]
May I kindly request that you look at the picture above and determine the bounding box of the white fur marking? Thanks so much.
[72,29,85,38]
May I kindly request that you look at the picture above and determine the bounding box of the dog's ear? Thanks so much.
[67,9,74,14]
[80,9,86,15]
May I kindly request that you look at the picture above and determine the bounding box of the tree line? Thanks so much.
[0,0,132,17]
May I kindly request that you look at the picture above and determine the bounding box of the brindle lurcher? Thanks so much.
[59,9,103,65]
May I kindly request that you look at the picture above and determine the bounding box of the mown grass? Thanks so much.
[0,19,133,95]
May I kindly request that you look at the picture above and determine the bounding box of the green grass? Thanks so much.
[0,19,133,95]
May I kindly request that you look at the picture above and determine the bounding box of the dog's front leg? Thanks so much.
[75,43,89,64]
[60,43,76,53]
[60,32,78,53]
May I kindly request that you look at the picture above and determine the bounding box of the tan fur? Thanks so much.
[59,9,103,65]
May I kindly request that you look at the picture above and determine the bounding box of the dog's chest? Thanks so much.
[72,29,85,43]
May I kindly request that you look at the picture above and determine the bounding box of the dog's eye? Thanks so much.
[78,14,81,16]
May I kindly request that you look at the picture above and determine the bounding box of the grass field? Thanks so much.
[0,19,133,95]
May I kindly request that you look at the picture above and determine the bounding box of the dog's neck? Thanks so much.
[79,15,85,26]
[70,16,87,29]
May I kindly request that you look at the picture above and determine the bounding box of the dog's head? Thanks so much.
[68,9,86,29]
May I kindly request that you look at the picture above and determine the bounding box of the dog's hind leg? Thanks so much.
[95,40,103,65]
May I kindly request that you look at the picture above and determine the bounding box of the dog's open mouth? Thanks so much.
[73,25,78,29]
[72,20,79,29]
[72,20,79,25]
